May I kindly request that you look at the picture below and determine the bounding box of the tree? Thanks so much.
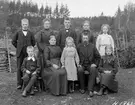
[39,5,44,16]
[53,2,59,19]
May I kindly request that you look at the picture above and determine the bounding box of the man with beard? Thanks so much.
[77,35,101,97]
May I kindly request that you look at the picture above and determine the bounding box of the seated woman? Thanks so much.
[42,35,67,96]
[97,45,118,96]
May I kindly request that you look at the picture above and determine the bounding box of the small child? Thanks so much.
[21,46,41,97]
[96,24,114,57]
[97,45,118,96]
[61,37,80,93]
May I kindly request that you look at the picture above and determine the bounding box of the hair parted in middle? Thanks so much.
[27,46,34,51]
[65,36,76,48]
[100,24,111,34]
[105,45,114,56]
[49,35,56,40]
[21,18,29,24]
[42,18,51,24]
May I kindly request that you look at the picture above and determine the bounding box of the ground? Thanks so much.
[0,56,135,105]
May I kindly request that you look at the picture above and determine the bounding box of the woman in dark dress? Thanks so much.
[97,45,118,96]
[42,35,67,96]
[35,18,54,73]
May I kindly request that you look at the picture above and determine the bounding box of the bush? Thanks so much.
[118,46,135,68]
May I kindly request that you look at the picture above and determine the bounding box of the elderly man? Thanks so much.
[77,20,95,45]
[77,34,101,97]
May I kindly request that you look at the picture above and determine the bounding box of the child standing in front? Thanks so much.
[21,46,41,97]
[96,24,114,57]
[61,37,80,93]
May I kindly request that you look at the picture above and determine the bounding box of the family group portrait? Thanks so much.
[0,0,135,105]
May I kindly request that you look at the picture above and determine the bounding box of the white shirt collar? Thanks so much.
[27,56,35,61]
[102,33,108,36]
[22,31,27,36]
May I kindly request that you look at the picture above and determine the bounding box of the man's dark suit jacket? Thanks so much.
[77,43,101,66]
[56,28,77,50]
[12,30,35,57]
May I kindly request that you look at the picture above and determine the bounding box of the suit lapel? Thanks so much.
[87,44,92,57]
[79,44,86,57]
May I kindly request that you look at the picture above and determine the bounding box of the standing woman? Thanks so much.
[35,18,54,77]
[35,18,54,54]
[96,24,114,57]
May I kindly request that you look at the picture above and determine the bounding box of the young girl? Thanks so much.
[96,24,114,57]
[61,37,80,93]
[97,45,118,96]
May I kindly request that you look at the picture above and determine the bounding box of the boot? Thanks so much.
[30,87,35,95]
[22,90,27,97]
[97,87,104,96]
[104,88,109,95]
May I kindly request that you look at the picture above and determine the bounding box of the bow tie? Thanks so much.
[22,30,28,32]
[66,29,69,32]
[27,57,35,61]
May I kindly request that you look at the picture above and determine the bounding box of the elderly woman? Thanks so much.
[35,18,55,84]
[42,35,67,96]
[35,18,54,54]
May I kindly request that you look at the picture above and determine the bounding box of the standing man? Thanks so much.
[57,17,77,50]
[12,18,35,89]
[77,20,95,45]
[77,35,101,97]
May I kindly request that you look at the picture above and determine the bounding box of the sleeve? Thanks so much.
[44,47,53,67]
[77,45,83,65]
[35,31,41,43]
[98,59,104,73]
[35,58,41,73]
[31,32,36,47]
[77,33,82,45]
[89,33,95,45]
[21,58,27,73]
[73,31,77,45]
[56,31,61,46]
[112,58,118,74]
[60,48,66,67]
[93,46,101,67]
[75,48,80,66]
[12,31,18,48]
[96,35,101,51]
[110,35,115,52]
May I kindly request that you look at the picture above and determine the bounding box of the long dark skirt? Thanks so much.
[100,73,118,92]
[42,67,67,95]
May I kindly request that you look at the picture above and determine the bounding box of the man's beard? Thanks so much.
[83,41,88,45]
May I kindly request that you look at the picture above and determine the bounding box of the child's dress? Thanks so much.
[96,34,114,56]
[61,47,79,81]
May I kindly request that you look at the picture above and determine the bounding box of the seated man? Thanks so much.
[77,34,101,97]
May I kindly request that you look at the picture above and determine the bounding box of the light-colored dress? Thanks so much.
[96,34,114,56]
[61,47,79,81]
